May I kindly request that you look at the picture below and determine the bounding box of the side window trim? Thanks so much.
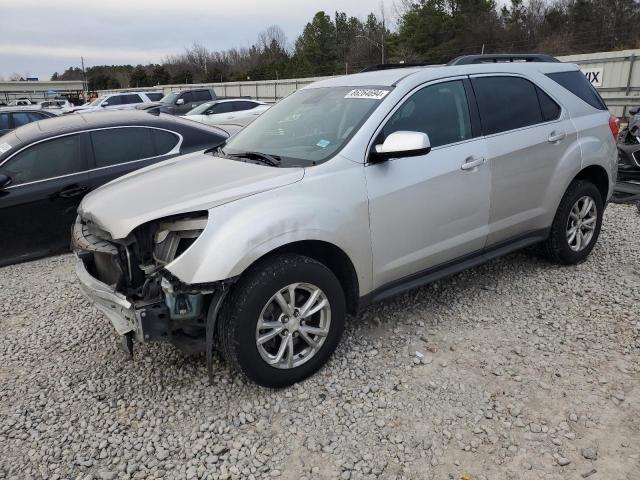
[366,75,477,163]
[88,126,183,172]
[469,73,564,137]
[1,133,87,189]
[0,127,182,182]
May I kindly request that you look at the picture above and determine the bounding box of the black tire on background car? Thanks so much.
[543,179,604,264]
[217,254,346,388]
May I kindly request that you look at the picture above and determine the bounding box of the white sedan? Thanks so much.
[182,99,270,126]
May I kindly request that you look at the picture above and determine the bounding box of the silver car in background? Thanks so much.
[74,54,618,387]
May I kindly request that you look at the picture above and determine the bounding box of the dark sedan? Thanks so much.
[0,108,58,135]
[0,110,228,266]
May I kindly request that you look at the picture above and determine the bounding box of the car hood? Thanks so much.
[78,151,305,239]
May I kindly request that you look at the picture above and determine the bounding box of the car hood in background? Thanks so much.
[78,152,305,239]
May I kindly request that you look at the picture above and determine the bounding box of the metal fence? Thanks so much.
[97,49,640,117]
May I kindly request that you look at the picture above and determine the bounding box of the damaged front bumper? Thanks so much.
[76,257,137,337]
[72,216,219,354]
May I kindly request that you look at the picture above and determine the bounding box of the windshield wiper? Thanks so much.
[228,151,281,167]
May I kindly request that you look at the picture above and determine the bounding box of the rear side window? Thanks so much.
[546,71,607,110]
[151,129,179,155]
[536,88,561,121]
[3,135,82,185]
[472,76,543,135]
[91,127,156,167]
[380,80,472,148]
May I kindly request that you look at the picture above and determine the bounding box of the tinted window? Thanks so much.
[123,94,143,104]
[180,92,194,103]
[103,96,122,106]
[546,71,607,110]
[152,129,179,155]
[0,113,9,130]
[3,135,82,185]
[380,80,472,148]
[146,92,163,101]
[91,128,156,167]
[472,76,543,135]
[12,112,42,128]
[233,101,258,111]
[536,88,561,121]
[209,102,233,114]
[193,90,212,102]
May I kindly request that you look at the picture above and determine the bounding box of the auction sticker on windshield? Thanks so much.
[345,89,389,100]
[0,143,11,154]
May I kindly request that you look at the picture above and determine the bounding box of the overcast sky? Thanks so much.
[0,0,392,80]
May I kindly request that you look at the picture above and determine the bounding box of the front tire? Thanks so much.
[543,180,603,264]
[217,254,346,388]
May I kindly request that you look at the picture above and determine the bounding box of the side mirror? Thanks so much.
[371,131,431,162]
[176,98,185,105]
[101,101,109,107]
[0,173,12,190]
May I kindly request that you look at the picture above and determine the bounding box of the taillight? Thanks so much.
[609,115,619,140]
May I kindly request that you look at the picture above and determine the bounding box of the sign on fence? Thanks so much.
[582,67,603,87]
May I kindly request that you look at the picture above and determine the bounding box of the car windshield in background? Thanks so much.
[223,86,390,166]
[187,102,215,115]
[89,98,104,106]
[160,92,179,104]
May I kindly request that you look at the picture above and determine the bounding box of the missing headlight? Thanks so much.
[153,215,208,265]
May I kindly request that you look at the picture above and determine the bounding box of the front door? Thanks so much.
[0,133,89,265]
[365,78,491,289]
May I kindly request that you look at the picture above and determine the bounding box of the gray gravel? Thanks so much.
[1,203,639,480]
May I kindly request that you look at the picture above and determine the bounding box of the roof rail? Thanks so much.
[360,63,431,72]
[447,54,560,66]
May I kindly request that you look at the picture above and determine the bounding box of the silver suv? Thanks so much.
[74,54,617,387]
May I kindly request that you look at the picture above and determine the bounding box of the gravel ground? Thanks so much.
[1,203,639,480]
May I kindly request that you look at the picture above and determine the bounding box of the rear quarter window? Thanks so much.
[546,71,607,110]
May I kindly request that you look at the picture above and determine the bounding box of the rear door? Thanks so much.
[471,74,575,245]
[0,133,90,264]
[87,126,181,188]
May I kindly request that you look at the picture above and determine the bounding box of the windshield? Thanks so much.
[223,86,389,165]
[160,92,179,104]
[89,97,104,106]
[187,102,215,115]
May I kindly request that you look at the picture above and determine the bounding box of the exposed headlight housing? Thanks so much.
[153,214,208,265]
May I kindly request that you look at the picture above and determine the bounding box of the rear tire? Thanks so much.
[217,254,346,388]
[543,180,603,264]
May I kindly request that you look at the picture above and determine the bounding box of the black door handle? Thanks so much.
[58,185,89,198]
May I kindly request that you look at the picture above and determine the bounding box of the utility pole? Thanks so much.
[80,56,87,95]
[380,1,386,64]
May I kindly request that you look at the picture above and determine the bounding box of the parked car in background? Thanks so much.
[183,99,270,126]
[0,110,229,266]
[0,107,58,135]
[156,88,217,115]
[39,99,74,113]
[68,91,162,114]
[7,98,34,106]
[74,54,617,387]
